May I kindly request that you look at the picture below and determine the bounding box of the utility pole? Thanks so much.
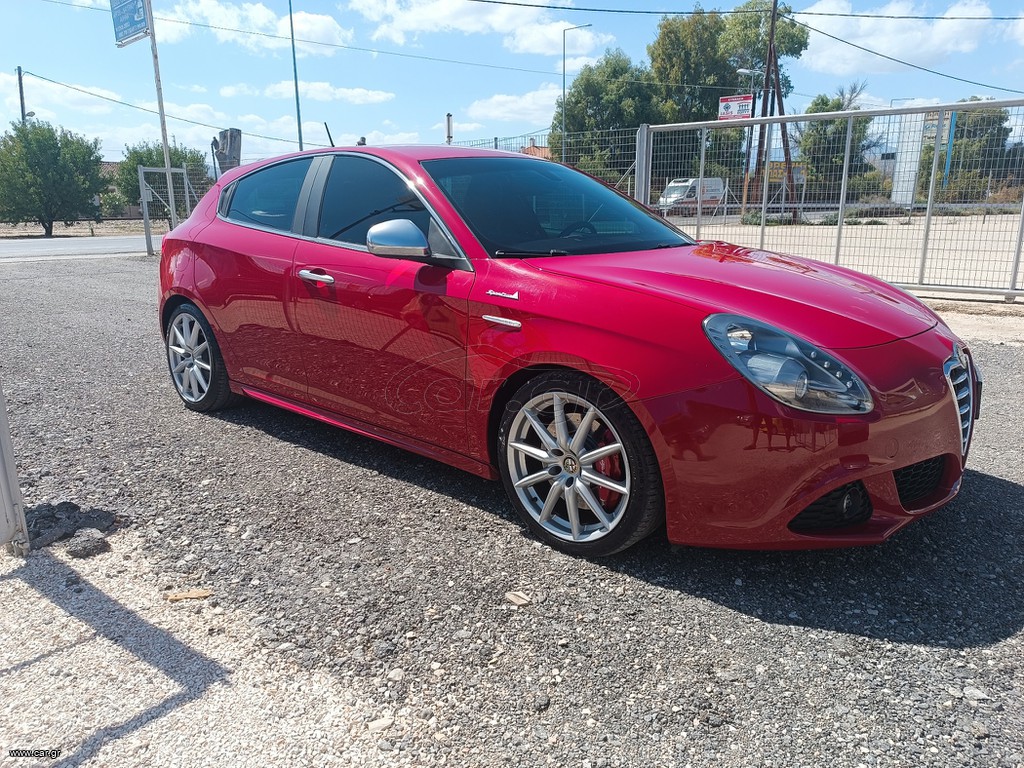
[751,0,779,209]
[17,66,27,123]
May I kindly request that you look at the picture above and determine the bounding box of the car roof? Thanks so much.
[217,145,540,185]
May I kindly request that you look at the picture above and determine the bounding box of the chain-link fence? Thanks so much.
[138,164,214,255]
[455,128,640,196]
[462,101,1024,297]
[638,99,1024,298]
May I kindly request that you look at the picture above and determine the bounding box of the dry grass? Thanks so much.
[0,220,170,239]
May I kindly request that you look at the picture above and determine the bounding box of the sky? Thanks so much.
[1,0,1023,163]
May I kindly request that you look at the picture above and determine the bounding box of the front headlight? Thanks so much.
[703,314,873,415]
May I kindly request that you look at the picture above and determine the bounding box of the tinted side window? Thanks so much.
[225,158,313,232]
[318,156,433,246]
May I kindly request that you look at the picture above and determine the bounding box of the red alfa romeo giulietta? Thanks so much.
[159,146,981,557]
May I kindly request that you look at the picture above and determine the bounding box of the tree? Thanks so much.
[0,120,105,236]
[916,98,1015,203]
[114,141,213,222]
[720,0,809,100]
[549,49,664,181]
[648,10,734,124]
[795,83,877,202]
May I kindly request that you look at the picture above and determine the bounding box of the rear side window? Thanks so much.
[224,158,313,232]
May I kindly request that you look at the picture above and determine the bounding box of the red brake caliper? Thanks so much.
[592,427,623,509]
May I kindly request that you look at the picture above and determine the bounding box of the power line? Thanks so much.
[22,70,325,147]
[33,0,803,97]
[788,17,1024,96]
[464,0,1016,21]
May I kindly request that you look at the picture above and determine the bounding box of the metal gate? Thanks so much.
[634,98,1024,299]
[138,165,201,256]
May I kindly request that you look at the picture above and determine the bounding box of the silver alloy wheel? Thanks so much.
[167,312,213,403]
[506,391,631,543]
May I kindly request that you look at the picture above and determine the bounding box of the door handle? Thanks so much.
[298,268,335,285]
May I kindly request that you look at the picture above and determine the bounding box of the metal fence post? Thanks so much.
[696,126,707,240]
[138,164,154,257]
[834,116,855,265]
[759,122,773,250]
[1010,191,1024,295]
[0,382,29,557]
[635,124,651,206]
[181,166,193,217]
[919,110,947,286]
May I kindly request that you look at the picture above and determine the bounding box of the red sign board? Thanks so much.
[718,94,753,120]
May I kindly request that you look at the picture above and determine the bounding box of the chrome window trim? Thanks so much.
[215,151,473,273]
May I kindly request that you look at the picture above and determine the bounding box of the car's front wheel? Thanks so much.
[497,371,664,557]
[165,303,236,412]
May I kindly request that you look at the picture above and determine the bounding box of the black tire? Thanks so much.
[497,371,664,557]
[164,303,237,412]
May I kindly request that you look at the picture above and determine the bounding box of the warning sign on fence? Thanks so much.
[718,95,753,120]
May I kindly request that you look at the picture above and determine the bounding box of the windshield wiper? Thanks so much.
[494,249,570,258]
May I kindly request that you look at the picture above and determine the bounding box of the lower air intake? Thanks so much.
[789,481,872,532]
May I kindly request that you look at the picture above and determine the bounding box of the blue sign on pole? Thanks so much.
[110,0,149,47]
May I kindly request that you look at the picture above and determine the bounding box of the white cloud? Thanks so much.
[504,22,612,56]
[797,0,994,76]
[467,83,561,126]
[347,0,613,60]
[857,93,940,109]
[431,120,484,132]
[135,99,231,127]
[0,72,122,123]
[263,81,395,105]
[561,56,598,75]
[157,0,353,55]
[219,83,260,98]
[1009,16,1024,45]
[178,84,209,94]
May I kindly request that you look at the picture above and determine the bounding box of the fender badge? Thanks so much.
[486,290,520,300]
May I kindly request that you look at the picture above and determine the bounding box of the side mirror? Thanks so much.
[366,219,431,260]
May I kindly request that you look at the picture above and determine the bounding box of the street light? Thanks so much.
[737,68,764,215]
[562,23,592,164]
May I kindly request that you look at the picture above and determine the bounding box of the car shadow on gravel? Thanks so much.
[605,469,1023,649]
[210,402,514,515]
[5,551,228,766]
[209,401,1022,649]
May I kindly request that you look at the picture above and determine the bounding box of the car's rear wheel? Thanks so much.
[165,303,236,412]
[497,371,664,557]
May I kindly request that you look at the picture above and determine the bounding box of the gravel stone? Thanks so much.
[1,256,1023,767]
[64,528,111,559]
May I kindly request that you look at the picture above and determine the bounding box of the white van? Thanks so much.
[658,177,725,214]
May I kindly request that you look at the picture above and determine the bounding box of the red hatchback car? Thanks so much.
[159,146,980,557]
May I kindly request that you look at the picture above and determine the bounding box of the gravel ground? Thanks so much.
[0,256,1022,767]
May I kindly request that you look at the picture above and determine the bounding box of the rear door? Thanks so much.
[195,156,318,398]
[0,382,29,555]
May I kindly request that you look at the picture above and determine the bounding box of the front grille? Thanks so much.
[944,346,975,454]
[789,481,872,532]
[894,456,946,508]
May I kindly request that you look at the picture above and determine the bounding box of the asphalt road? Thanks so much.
[0,235,159,262]
[0,254,1022,767]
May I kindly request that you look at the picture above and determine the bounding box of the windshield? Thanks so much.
[421,157,694,257]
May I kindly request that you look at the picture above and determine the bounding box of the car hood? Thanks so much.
[530,241,939,349]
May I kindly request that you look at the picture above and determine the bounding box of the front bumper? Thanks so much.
[641,328,979,550]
